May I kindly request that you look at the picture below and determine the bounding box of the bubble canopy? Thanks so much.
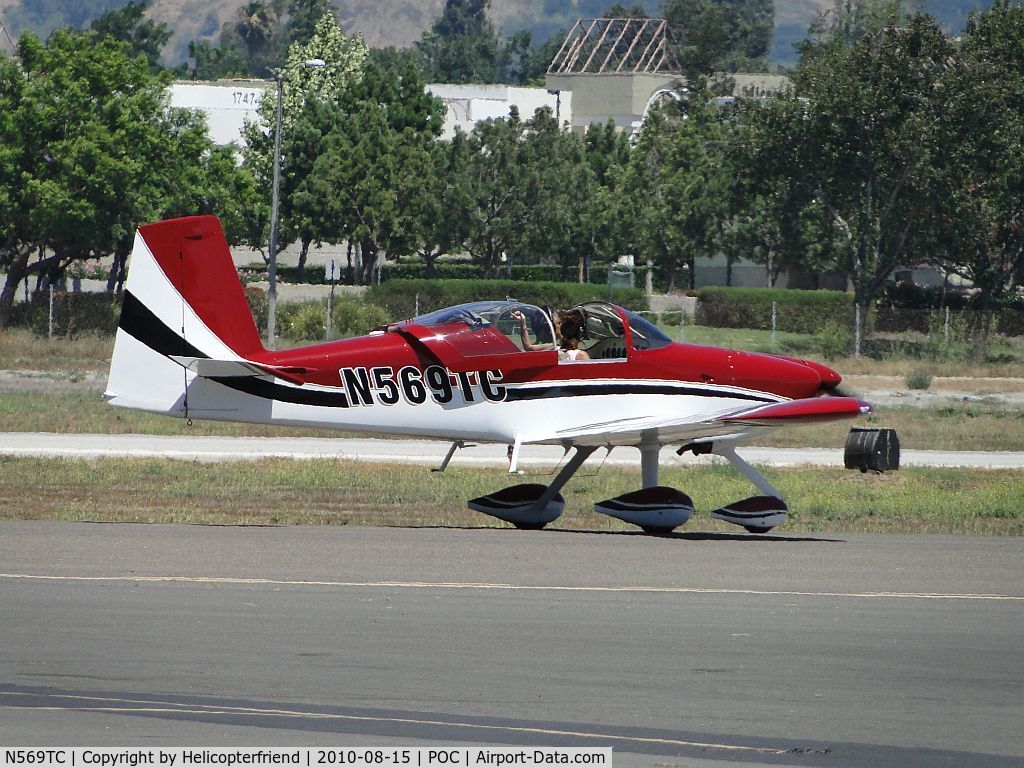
[401,300,671,361]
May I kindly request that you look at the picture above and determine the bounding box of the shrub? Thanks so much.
[385,261,613,283]
[240,263,328,285]
[244,286,268,336]
[332,297,390,338]
[10,291,120,337]
[695,287,854,333]
[660,310,684,327]
[905,368,933,390]
[278,301,325,342]
[922,311,969,361]
[997,309,1024,337]
[815,321,853,360]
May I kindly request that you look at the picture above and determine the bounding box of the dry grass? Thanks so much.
[0,456,1020,535]
[0,329,113,373]
[844,374,1024,393]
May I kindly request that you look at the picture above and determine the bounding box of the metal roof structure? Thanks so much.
[547,18,682,75]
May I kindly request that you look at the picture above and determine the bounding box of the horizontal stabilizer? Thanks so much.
[170,356,314,385]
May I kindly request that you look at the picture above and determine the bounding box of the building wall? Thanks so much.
[169,80,267,147]
[426,84,571,138]
[545,72,680,133]
[171,80,569,146]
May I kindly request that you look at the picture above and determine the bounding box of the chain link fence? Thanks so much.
[11,285,1024,366]
[638,303,1024,364]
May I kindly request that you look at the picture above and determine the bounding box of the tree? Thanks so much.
[778,13,952,351]
[301,62,445,284]
[802,0,911,50]
[663,0,774,77]
[412,132,472,279]
[89,0,170,71]
[234,0,285,76]
[617,86,730,290]
[417,0,500,83]
[517,109,596,280]
[723,98,833,287]
[459,111,532,277]
[283,0,336,50]
[241,12,368,276]
[0,28,246,327]
[580,122,633,274]
[928,0,1024,359]
[185,38,249,80]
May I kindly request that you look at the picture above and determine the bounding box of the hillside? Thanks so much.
[0,0,994,69]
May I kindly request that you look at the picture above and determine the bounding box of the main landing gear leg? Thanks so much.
[640,431,660,489]
[710,445,789,534]
[468,445,597,530]
[530,445,597,515]
[715,446,782,498]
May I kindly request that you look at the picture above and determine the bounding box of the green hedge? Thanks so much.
[241,264,328,285]
[10,291,121,337]
[695,287,854,333]
[366,279,648,320]
[243,260,647,286]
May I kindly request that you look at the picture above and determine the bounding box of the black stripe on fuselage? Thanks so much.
[505,383,776,404]
[207,376,350,408]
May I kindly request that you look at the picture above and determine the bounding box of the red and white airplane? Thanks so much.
[105,216,872,534]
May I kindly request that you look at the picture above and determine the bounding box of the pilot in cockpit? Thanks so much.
[511,308,590,361]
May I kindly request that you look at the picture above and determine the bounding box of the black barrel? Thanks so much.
[844,428,900,472]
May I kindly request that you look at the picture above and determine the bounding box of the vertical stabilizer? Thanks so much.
[104,216,263,415]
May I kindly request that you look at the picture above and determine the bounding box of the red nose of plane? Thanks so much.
[730,351,825,399]
[801,360,843,390]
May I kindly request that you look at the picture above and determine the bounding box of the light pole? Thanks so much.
[546,88,561,127]
[267,58,326,349]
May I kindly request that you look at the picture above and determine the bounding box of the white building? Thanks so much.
[169,80,570,148]
[426,84,571,138]
[169,80,267,147]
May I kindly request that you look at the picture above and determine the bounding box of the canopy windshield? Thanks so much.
[401,300,671,364]
[405,301,555,357]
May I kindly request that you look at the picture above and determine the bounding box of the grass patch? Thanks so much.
[0,329,113,373]
[0,391,359,438]
[0,456,1020,535]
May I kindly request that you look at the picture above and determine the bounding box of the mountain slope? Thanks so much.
[0,0,994,69]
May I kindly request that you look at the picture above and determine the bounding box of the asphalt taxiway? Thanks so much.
[1,522,1021,767]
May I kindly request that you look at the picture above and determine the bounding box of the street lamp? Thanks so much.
[267,58,326,349]
[546,88,561,127]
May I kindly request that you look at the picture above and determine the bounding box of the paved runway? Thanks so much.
[1,522,1021,767]
[5,432,1024,468]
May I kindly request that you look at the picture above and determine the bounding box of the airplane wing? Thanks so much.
[525,396,872,447]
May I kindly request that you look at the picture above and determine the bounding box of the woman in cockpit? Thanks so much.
[512,308,590,361]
